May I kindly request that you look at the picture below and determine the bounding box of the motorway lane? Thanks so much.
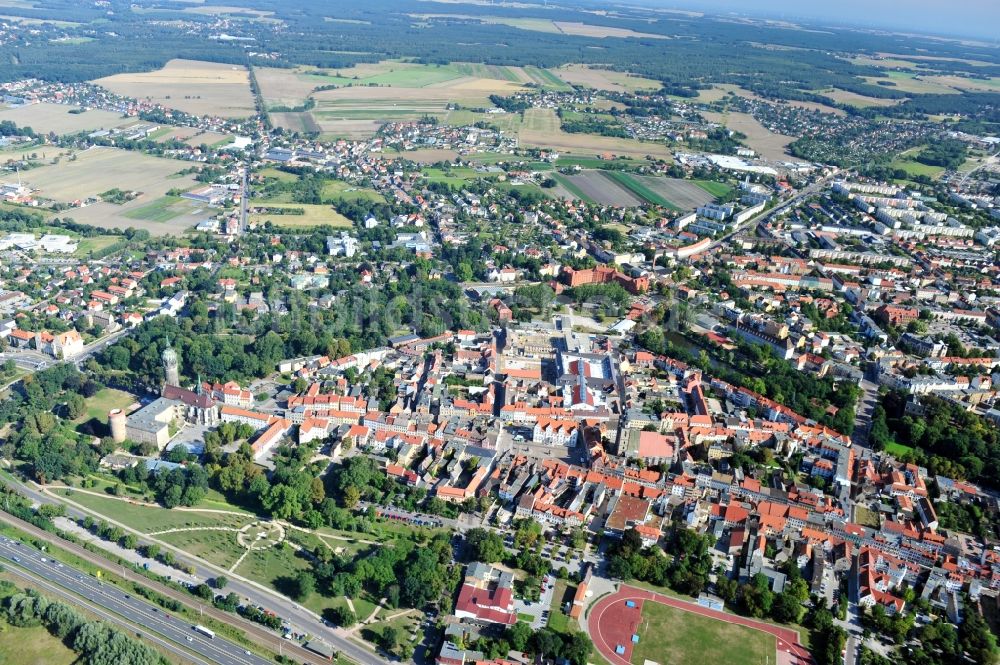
[0,537,268,665]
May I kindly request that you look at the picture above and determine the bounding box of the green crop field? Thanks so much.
[123,195,185,222]
[551,173,593,202]
[630,601,775,665]
[604,170,679,209]
[320,180,385,203]
[693,180,733,198]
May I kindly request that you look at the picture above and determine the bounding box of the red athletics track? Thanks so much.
[588,585,813,665]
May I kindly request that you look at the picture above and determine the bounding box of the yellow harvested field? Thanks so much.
[821,88,902,108]
[519,108,672,160]
[552,65,661,92]
[386,148,460,163]
[21,147,205,235]
[0,102,132,135]
[552,21,667,39]
[861,73,958,95]
[480,16,667,39]
[921,75,1000,93]
[255,66,320,107]
[182,4,274,18]
[95,59,255,118]
[703,110,795,161]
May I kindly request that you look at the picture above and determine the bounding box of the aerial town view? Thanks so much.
[0,1,999,664]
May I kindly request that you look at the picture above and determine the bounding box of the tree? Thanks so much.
[213,575,228,589]
[330,605,356,627]
[466,528,505,563]
[343,485,361,510]
[289,571,316,601]
[381,626,399,652]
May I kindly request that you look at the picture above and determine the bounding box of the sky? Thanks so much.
[644,1,1000,40]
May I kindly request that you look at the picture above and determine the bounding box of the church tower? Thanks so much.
[162,336,180,387]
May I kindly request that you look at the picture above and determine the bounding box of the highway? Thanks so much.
[0,481,383,665]
[0,536,269,665]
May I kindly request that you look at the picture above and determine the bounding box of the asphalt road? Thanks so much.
[0,536,269,665]
[3,477,382,665]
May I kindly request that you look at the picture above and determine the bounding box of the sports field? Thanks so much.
[629,601,775,665]
[95,59,256,118]
[589,587,804,665]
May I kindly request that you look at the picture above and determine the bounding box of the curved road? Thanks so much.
[588,585,812,665]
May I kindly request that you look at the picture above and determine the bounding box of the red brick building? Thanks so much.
[561,265,649,294]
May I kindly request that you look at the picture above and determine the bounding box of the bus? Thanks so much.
[193,625,215,639]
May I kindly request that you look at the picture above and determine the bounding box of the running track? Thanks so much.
[588,585,813,665]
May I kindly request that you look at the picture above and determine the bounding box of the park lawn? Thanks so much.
[123,195,186,222]
[157,528,246,569]
[360,611,421,650]
[57,488,255,533]
[259,167,298,182]
[74,235,122,257]
[884,441,915,458]
[421,166,482,187]
[630,601,775,665]
[76,387,136,425]
[250,202,352,228]
[889,158,944,178]
[693,180,733,198]
[0,622,78,665]
[320,179,385,203]
[235,543,312,593]
[855,505,881,529]
[547,579,572,633]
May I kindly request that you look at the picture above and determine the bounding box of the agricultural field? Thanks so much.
[259,61,529,138]
[555,170,642,206]
[629,601,775,665]
[21,147,206,234]
[820,88,902,108]
[123,196,191,223]
[95,59,256,118]
[434,15,668,40]
[702,110,796,161]
[0,102,132,135]
[519,108,673,160]
[921,75,1000,93]
[249,203,352,229]
[552,64,661,93]
[861,71,959,95]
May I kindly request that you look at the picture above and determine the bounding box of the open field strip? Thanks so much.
[95,58,255,118]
